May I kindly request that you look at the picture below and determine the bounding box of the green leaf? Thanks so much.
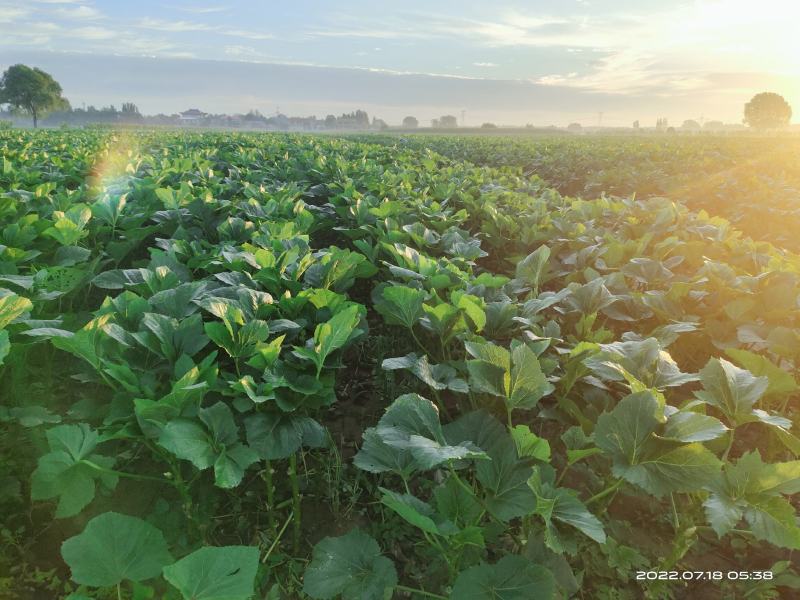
[594,392,661,470]
[659,410,728,443]
[159,419,216,470]
[380,487,456,537]
[450,555,555,600]
[586,338,697,390]
[695,357,768,424]
[382,352,469,393]
[703,492,744,538]
[466,359,507,398]
[61,512,172,587]
[6,405,61,427]
[529,469,606,549]
[214,444,259,489]
[744,496,800,550]
[0,330,9,366]
[704,451,800,545]
[159,403,257,488]
[31,424,116,518]
[92,193,127,226]
[303,529,397,600]
[508,343,553,410]
[466,341,552,411]
[445,411,536,521]
[622,442,722,497]
[452,291,486,332]
[516,245,551,293]
[374,394,487,470]
[595,392,721,496]
[374,285,425,329]
[725,348,799,398]
[162,546,259,600]
[245,413,327,459]
[434,476,483,527]
[0,292,32,328]
[353,428,417,477]
[295,304,362,373]
[511,425,551,461]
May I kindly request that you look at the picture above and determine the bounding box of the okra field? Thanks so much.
[2,129,800,599]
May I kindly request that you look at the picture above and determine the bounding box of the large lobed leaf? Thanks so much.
[303,529,397,600]
[61,512,172,587]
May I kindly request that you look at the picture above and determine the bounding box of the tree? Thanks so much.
[438,115,458,128]
[567,122,582,132]
[481,122,497,128]
[402,116,418,128]
[121,102,140,115]
[0,64,69,128]
[681,119,701,131]
[744,92,792,130]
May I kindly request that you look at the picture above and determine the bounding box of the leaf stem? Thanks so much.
[289,453,302,554]
[555,463,570,486]
[410,328,436,359]
[263,460,277,535]
[670,493,680,532]
[447,465,511,536]
[722,429,735,461]
[80,460,179,488]
[586,479,622,505]
[395,584,448,599]
[421,531,455,579]
[262,509,293,564]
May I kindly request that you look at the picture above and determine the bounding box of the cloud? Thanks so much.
[223,29,272,41]
[69,26,116,40]
[0,20,61,45]
[473,62,498,67]
[136,17,272,40]
[173,5,231,14]
[137,17,215,33]
[51,5,103,19]
[306,27,429,40]
[224,45,270,60]
[0,5,30,22]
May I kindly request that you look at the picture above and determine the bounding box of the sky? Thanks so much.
[1,0,799,126]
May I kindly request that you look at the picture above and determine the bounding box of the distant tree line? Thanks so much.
[1,63,795,132]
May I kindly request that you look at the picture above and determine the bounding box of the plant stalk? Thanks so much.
[586,479,622,505]
[289,453,301,554]
[263,460,277,535]
[80,460,179,487]
[396,584,448,599]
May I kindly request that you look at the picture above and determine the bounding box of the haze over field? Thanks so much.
[1,0,799,126]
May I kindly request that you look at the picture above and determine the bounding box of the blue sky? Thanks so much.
[1,0,798,125]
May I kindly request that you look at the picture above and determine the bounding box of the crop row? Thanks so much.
[358,133,800,254]
[0,129,799,599]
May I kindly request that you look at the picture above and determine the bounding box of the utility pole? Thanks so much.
[461,109,466,127]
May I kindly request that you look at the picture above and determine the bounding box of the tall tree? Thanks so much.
[0,65,69,128]
[744,93,792,130]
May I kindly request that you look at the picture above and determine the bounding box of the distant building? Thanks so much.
[179,109,208,122]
